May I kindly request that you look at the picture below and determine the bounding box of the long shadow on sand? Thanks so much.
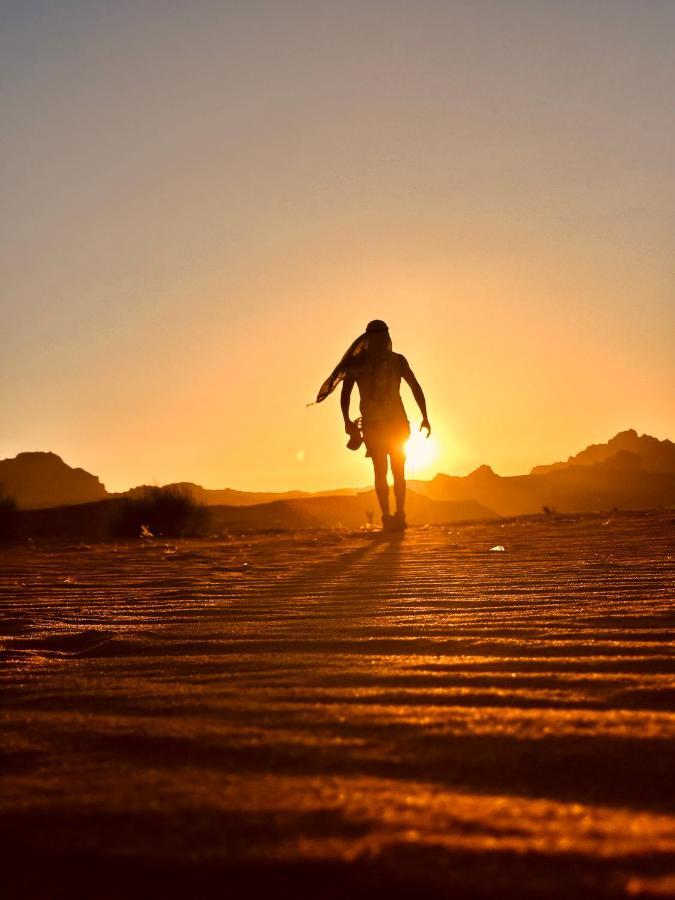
[3,828,674,900]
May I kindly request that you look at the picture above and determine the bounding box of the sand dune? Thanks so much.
[1,510,674,898]
[209,491,495,530]
[14,490,496,540]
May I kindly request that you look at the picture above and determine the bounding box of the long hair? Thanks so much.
[315,320,391,403]
[363,328,392,372]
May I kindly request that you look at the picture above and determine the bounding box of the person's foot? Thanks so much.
[382,512,406,531]
[393,511,407,530]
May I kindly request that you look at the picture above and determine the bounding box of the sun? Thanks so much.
[404,430,439,476]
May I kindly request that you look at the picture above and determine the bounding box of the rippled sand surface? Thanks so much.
[2,511,674,898]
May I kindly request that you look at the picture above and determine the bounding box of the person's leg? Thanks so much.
[371,451,391,522]
[390,447,406,523]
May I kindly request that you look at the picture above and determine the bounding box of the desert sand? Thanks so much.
[1,510,674,898]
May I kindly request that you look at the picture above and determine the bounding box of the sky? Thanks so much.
[2,0,674,492]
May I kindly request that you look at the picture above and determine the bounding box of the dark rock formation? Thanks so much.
[531,430,675,475]
[0,452,107,509]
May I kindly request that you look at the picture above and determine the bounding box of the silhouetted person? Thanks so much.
[316,319,430,530]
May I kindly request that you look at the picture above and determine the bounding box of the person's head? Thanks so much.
[365,319,392,357]
[315,319,392,402]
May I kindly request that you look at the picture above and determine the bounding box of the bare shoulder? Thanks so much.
[397,353,413,376]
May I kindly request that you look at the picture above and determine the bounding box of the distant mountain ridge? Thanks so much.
[410,456,675,517]
[404,429,675,516]
[119,482,362,507]
[1,429,674,525]
[531,429,675,475]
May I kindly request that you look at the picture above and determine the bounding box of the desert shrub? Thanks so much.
[111,486,209,538]
[0,489,18,540]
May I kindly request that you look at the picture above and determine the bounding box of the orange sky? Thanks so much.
[2,2,674,492]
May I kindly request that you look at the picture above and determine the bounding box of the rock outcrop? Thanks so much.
[0,452,107,509]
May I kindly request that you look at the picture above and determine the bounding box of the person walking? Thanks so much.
[316,319,430,530]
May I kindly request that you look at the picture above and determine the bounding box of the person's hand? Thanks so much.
[345,419,355,435]
[420,417,431,437]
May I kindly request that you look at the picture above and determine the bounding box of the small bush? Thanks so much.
[111,486,209,538]
[0,490,18,540]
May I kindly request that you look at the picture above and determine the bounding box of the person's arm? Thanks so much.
[401,358,431,436]
[340,376,356,433]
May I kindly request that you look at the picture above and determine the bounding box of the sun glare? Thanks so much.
[405,430,438,476]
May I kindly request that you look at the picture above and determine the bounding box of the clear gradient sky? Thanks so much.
[2,1,674,492]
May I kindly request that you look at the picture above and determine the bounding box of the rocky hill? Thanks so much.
[411,449,675,516]
[531,429,675,475]
[120,482,358,506]
[0,452,106,509]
